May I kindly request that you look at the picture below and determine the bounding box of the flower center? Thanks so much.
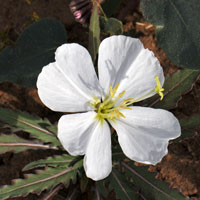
[90,76,164,124]
[90,83,134,124]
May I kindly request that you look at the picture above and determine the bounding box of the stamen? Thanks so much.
[120,106,132,110]
[109,85,114,97]
[114,83,120,95]
[123,98,135,104]
[154,76,164,100]
[117,91,126,100]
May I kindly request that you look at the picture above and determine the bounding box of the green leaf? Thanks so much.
[80,174,89,193]
[175,129,195,141]
[0,18,67,87]
[108,169,139,200]
[96,180,109,198]
[101,0,122,17]
[89,3,100,62]
[100,16,123,35]
[0,107,61,147]
[112,145,126,161]
[122,162,187,200]
[23,154,75,171]
[0,166,79,200]
[0,134,56,154]
[145,69,200,109]
[180,114,200,129]
[140,0,200,69]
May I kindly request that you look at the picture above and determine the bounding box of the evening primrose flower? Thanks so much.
[37,35,181,181]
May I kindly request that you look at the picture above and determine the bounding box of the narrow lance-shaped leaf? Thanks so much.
[96,180,109,198]
[140,0,200,69]
[0,164,81,200]
[108,169,139,200]
[143,69,200,109]
[23,154,76,171]
[0,18,67,87]
[89,3,100,62]
[122,162,187,200]
[0,134,57,154]
[0,107,61,147]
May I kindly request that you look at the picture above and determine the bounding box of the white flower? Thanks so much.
[37,35,181,181]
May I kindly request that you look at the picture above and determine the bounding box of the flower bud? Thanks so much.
[69,0,93,24]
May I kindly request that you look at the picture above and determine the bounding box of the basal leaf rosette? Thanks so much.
[37,36,181,181]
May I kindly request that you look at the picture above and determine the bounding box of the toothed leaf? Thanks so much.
[0,164,81,200]
[0,134,56,154]
[23,154,76,171]
[0,107,61,147]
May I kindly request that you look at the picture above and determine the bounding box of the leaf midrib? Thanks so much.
[0,167,75,195]
[122,162,177,200]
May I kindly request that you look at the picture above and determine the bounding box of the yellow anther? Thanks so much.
[92,82,133,123]
[154,76,164,100]
[109,85,114,97]
[118,111,126,118]
[115,110,121,119]
[114,83,120,94]
[123,98,134,103]
[120,106,132,110]
[117,91,126,100]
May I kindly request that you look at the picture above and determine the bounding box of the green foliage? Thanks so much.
[100,16,123,35]
[108,169,139,200]
[112,145,126,161]
[101,0,122,17]
[177,114,200,140]
[96,180,109,198]
[0,107,61,147]
[0,18,67,87]
[0,134,55,154]
[23,154,75,171]
[180,114,200,129]
[80,174,89,193]
[0,164,80,200]
[140,0,200,69]
[122,162,187,200]
[144,69,200,109]
[89,3,100,62]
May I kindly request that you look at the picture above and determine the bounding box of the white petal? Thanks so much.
[98,35,164,101]
[109,106,181,165]
[37,43,102,112]
[58,112,98,156]
[84,121,112,181]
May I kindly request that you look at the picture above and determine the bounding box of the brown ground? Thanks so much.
[0,0,200,199]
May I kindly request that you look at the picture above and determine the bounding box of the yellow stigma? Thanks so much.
[91,83,133,124]
[154,76,164,100]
